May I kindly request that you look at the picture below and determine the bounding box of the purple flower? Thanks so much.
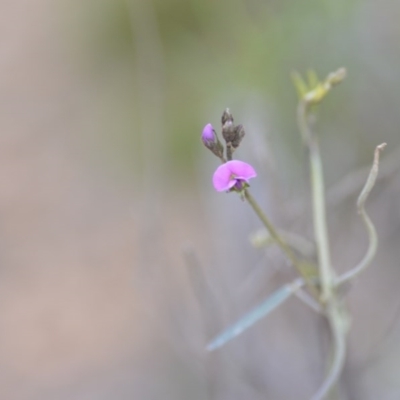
[201,123,216,146]
[213,160,256,192]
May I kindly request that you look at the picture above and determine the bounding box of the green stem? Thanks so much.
[244,189,299,267]
[298,100,346,400]
[297,101,334,300]
[244,189,318,297]
[309,145,346,400]
[309,140,334,300]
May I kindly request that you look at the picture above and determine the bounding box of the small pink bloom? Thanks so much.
[213,160,256,192]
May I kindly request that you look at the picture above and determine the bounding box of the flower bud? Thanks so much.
[221,109,245,157]
[201,123,216,146]
[221,108,234,126]
[201,123,225,161]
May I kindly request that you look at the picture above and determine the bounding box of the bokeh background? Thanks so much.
[1,0,400,399]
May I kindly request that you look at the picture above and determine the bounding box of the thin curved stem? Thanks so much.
[336,209,376,285]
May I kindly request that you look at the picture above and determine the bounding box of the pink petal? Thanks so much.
[213,163,235,192]
[226,160,257,180]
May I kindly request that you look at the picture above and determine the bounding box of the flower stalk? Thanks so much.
[244,188,320,298]
[244,189,299,268]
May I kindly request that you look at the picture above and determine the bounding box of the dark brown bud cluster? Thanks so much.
[201,109,246,162]
[221,109,245,154]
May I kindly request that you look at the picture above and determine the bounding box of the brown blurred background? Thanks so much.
[1,0,400,399]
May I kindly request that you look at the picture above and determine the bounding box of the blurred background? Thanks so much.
[1,0,400,399]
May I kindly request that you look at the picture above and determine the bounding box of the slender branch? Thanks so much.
[336,143,386,285]
[310,143,335,300]
[244,189,303,268]
[298,99,347,400]
[244,190,293,256]
[244,189,319,298]
[309,145,346,400]
[298,101,334,301]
